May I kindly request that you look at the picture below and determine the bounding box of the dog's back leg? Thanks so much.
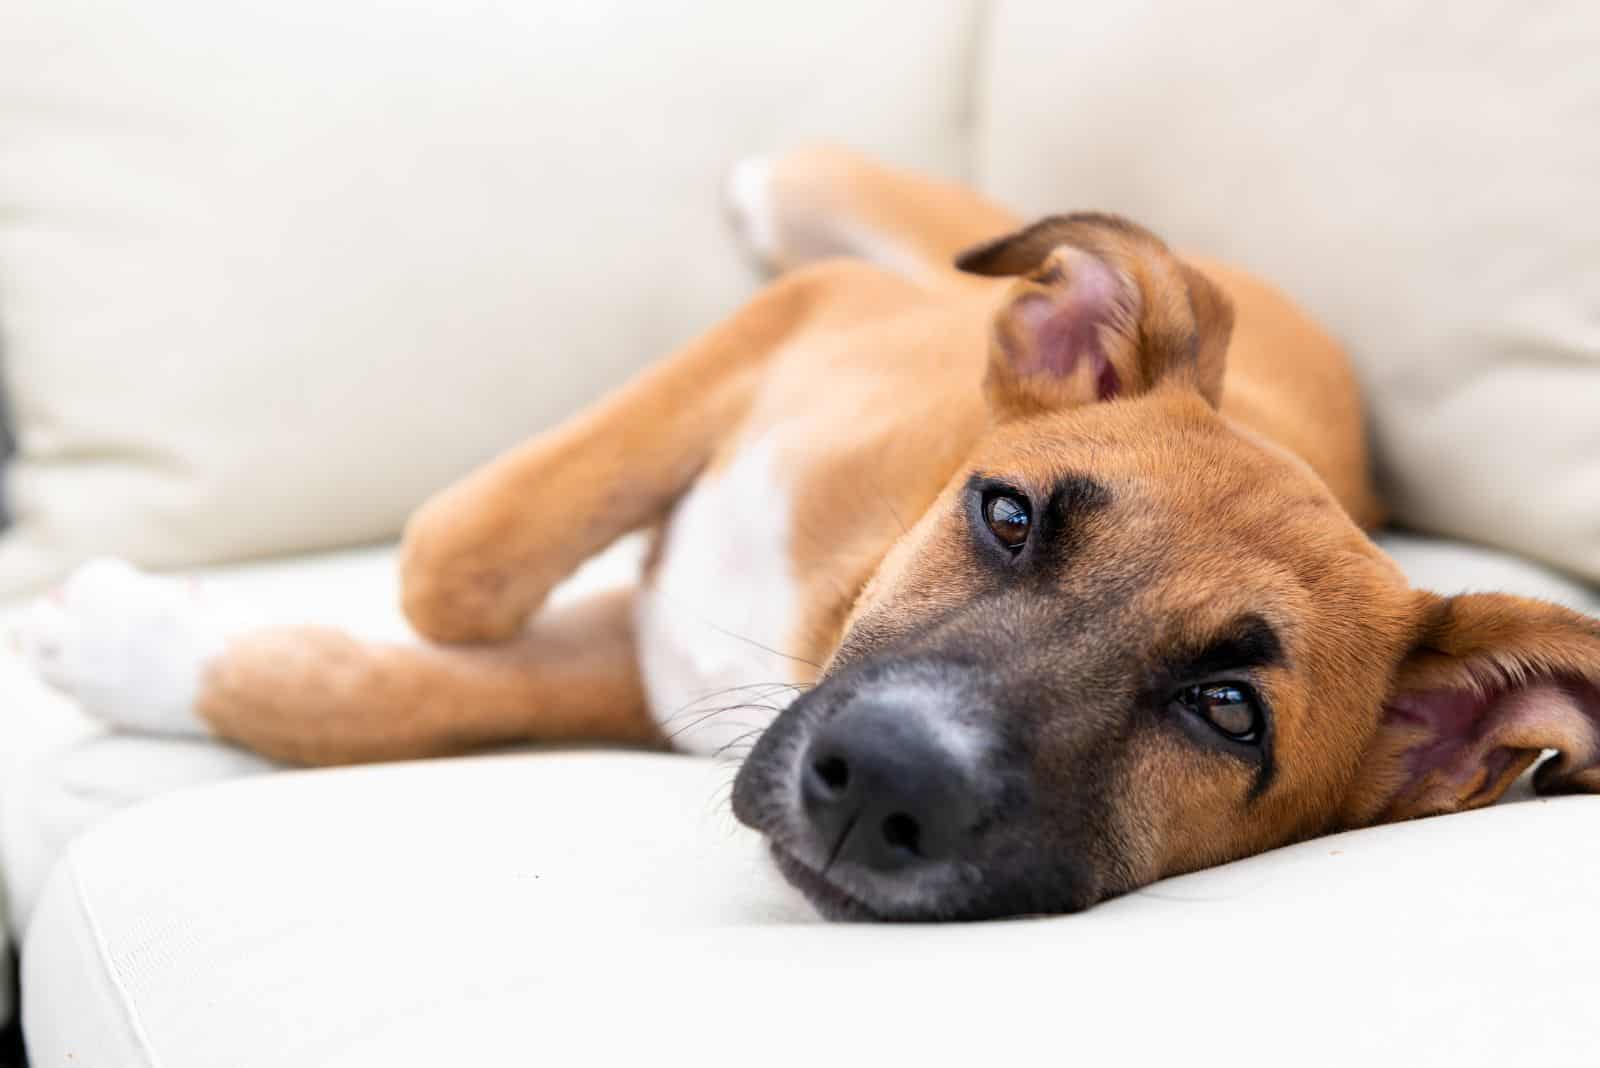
[16,559,656,765]
[202,589,657,765]
[725,145,1022,284]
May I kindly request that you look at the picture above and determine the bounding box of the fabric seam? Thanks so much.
[69,848,162,1068]
[957,0,995,187]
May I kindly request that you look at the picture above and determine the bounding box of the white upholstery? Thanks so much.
[26,749,1600,1066]
[979,0,1600,582]
[0,0,979,595]
[3,1,1600,1060]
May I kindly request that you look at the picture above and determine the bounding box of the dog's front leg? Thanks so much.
[398,267,834,644]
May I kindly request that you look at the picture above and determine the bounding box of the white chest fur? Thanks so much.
[635,435,804,756]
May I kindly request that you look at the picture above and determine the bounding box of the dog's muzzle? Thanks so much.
[733,661,1008,920]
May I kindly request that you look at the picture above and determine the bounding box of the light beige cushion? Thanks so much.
[0,0,979,595]
[977,0,1600,583]
[26,749,1600,1065]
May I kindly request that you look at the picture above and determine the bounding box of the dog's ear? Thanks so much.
[956,214,1232,420]
[1341,592,1600,827]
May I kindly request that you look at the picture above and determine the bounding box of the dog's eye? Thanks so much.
[1173,683,1262,743]
[983,492,1032,551]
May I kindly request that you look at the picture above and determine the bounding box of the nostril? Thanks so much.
[881,812,922,856]
[812,754,850,793]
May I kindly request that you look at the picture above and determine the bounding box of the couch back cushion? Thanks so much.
[0,0,979,595]
[978,0,1600,583]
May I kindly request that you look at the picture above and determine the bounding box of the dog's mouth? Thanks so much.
[767,842,884,922]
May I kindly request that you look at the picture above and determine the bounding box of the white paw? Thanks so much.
[724,155,781,268]
[12,559,221,735]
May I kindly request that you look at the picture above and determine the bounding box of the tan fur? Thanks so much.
[202,589,658,764]
[193,147,1599,887]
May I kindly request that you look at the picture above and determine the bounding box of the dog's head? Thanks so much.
[732,214,1600,920]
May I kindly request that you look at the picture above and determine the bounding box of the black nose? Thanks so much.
[800,699,982,872]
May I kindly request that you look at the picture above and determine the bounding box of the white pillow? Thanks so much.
[0,0,979,596]
[27,750,1600,1064]
[978,0,1600,584]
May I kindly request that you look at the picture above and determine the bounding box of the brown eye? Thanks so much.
[983,492,1032,551]
[1174,683,1262,743]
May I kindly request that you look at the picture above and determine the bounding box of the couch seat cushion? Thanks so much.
[25,749,1600,1066]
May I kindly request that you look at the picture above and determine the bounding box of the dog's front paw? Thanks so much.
[398,503,535,644]
[12,559,221,735]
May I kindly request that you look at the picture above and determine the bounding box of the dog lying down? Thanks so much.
[18,147,1600,921]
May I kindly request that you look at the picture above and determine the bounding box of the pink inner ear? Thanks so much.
[1007,256,1123,401]
[1385,677,1600,807]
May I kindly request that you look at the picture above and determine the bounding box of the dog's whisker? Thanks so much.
[657,680,806,727]
[666,703,784,743]
[695,618,824,673]
[711,726,769,760]
[645,589,825,673]
[659,697,786,737]
[863,473,910,538]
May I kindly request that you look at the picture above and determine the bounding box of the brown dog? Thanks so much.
[21,147,1600,920]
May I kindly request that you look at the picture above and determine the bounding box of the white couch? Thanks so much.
[3,2,1598,1063]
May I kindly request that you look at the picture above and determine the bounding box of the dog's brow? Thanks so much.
[1171,614,1285,680]
[1044,473,1112,526]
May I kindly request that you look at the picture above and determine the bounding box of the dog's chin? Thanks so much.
[767,844,885,922]
[767,842,994,922]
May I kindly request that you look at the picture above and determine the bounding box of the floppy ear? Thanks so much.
[956,213,1233,419]
[1342,592,1600,826]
